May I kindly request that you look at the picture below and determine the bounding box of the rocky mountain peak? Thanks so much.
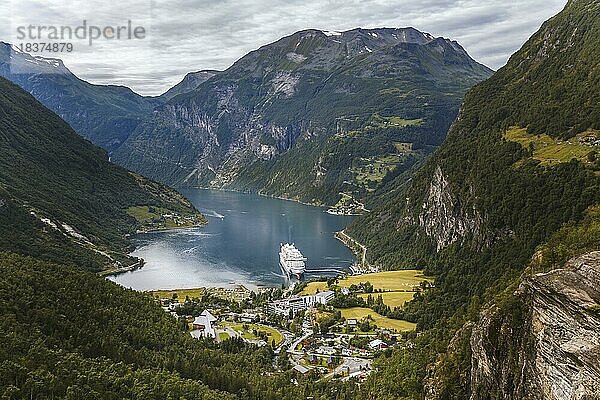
[0,42,70,75]
[161,69,221,100]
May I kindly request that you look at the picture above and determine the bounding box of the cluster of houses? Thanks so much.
[267,291,335,315]
[300,334,390,359]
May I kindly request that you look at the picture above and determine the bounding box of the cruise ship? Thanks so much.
[279,243,306,279]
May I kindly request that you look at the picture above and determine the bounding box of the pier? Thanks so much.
[304,268,348,275]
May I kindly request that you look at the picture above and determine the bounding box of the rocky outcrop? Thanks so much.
[417,166,486,251]
[468,252,600,400]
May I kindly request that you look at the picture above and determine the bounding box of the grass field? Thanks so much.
[368,114,423,129]
[301,271,429,330]
[335,113,423,139]
[220,322,284,346]
[504,127,600,166]
[301,270,430,296]
[352,154,405,190]
[358,291,416,308]
[301,281,329,295]
[340,308,416,331]
[127,205,206,231]
[342,270,431,291]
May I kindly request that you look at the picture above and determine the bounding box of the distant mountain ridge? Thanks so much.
[0,77,204,272]
[160,69,221,100]
[113,27,492,206]
[0,42,161,153]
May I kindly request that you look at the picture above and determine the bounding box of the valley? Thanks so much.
[0,1,599,399]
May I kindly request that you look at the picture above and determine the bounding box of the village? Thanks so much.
[153,270,432,381]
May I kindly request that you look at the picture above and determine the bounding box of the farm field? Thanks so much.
[342,270,430,291]
[301,270,430,295]
[358,291,416,308]
[504,127,600,166]
[340,308,416,331]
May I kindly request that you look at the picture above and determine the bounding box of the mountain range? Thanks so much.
[1,28,493,209]
[0,43,160,153]
[0,76,205,272]
[114,28,492,206]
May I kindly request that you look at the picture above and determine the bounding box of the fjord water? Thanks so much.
[109,189,355,290]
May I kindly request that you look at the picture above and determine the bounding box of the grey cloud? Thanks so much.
[1,0,567,95]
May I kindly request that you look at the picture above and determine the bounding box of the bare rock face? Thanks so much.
[528,252,600,400]
[418,166,485,251]
[468,252,600,400]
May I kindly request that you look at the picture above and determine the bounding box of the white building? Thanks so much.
[240,312,258,323]
[368,339,388,350]
[304,291,335,307]
[267,291,335,315]
[293,365,310,374]
[190,310,217,339]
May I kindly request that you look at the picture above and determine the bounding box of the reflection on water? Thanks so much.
[109,189,355,290]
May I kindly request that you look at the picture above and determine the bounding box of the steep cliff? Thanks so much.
[350,1,600,398]
[417,166,486,251]
[114,28,492,205]
[467,252,600,400]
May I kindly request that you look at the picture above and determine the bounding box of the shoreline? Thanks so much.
[181,185,364,216]
[102,220,208,278]
[335,229,374,274]
[134,219,208,235]
[106,188,366,286]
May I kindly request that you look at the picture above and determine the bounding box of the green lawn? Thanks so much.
[301,270,430,295]
[504,127,600,167]
[368,113,423,129]
[334,113,423,139]
[340,308,416,331]
[351,154,407,191]
[127,206,205,231]
[342,270,431,291]
[358,291,416,308]
[300,281,329,295]
[220,322,284,345]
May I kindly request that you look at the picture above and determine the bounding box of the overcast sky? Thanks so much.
[1,0,567,96]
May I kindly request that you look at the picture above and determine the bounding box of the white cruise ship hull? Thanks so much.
[279,243,306,279]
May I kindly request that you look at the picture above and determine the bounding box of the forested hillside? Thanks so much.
[0,77,205,272]
[0,252,360,399]
[348,0,600,397]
